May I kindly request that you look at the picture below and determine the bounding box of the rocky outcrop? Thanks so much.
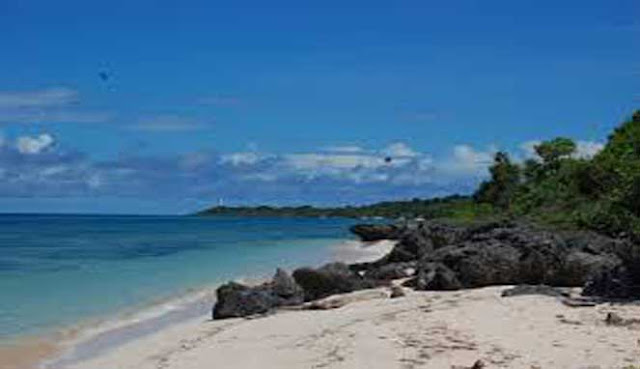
[349,220,625,294]
[213,282,276,319]
[349,224,403,242]
[213,268,304,319]
[292,262,377,301]
[214,219,636,320]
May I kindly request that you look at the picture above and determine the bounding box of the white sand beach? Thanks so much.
[58,285,640,369]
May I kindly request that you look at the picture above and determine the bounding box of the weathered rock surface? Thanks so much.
[501,284,570,298]
[349,224,403,242]
[351,220,625,295]
[213,268,304,319]
[292,262,377,301]
[389,285,406,298]
[363,261,416,280]
[212,282,276,319]
[214,218,638,320]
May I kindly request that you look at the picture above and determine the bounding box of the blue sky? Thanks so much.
[0,0,638,214]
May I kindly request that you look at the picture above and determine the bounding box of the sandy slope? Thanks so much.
[63,285,640,369]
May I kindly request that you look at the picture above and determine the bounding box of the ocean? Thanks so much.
[0,214,361,344]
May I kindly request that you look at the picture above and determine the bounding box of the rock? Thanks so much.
[293,262,376,301]
[605,312,625,326]
[272,268,304,306]
[349,224,403,241]
[408,222,624,291]
[604,312,640,326]
[555,251,621,286]
[501,285,569,298]
[389,285,406,298]
[212,282,277,319]
[583,264,640,299]
[561,297,598,307]
[302,289,388,310]
[364,261,416,280]
[415,262,462,290]
[213,268,305,319]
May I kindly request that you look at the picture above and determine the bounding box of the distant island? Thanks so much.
[200,110,640,239]
[196,194,485,220]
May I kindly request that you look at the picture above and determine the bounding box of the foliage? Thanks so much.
[534,137,576,165]
[474,110,640,237]
[474,151,521,209]
[198,195,494,222]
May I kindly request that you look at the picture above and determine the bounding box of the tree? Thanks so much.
[474,151,521,209]
[535,137,576,165]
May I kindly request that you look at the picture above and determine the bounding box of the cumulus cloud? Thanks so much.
[16,134,55,154]
[436,145,496,177]
[382,142,419,158]
[574,140,605,159]
[0,87,78,109]
[0,133,606,208]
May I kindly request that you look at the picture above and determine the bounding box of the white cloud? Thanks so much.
[220,151,267,166]
[519,140,541,159]
[574,140,604,159]
[382,142,419,158]
[321,145,364,153]
[283,153,385,171]
[16,134,56,154]
[0,87,78,109]
[134,115,207,132]
[436,144,496,177]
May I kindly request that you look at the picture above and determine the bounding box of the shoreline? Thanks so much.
[1,238,394,369]
[45,285,640,369]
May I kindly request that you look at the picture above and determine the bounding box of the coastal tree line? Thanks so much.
[200,110,640,238]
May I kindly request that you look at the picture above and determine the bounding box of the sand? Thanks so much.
[59,286,640,369]
[9,239,640,369]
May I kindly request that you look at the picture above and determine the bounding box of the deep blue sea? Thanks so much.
[0,214,360,342]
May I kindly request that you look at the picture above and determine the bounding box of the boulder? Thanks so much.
[272,268,304,305]
[415,262,462,290]
[212,282,277,319]
[501,285,569,298]
[349,224,403,242]
[582,264,640,299]
[364,261,416,280]
[389,285,406,298]
[406,222,625,291]
[293,262,376,301]
[213,268,304,319]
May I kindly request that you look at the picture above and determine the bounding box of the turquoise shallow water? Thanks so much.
[0,214,360,341]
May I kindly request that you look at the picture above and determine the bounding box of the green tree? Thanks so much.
[474,151,521,209]
[535,137,576,165]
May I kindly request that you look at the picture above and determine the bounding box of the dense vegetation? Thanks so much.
[197,195,493,221]
[475,110,640,237]
[201,110,640,236]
